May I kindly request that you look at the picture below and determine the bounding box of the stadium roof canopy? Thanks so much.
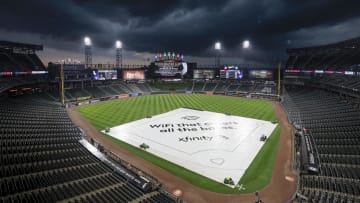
[286,37,360,70]
[0,40,43,51]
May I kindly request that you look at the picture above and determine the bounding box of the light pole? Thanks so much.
[84,36,92,68]
[115,40,123,68]
[214,41,221,67]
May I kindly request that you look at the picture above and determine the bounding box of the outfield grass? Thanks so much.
[78,94,280,194]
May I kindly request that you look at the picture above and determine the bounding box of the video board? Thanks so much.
[93,70,117,80]
[220,66,243,79]
[147,62,188,78]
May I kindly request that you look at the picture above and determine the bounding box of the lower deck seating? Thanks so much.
[0,95,175,203]
[282,86,360,203]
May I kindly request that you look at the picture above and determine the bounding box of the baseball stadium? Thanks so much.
[1,1,360,203]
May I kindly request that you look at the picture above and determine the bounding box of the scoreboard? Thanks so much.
[220,66,243,79]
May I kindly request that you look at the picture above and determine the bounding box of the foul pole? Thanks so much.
[61,63,65,107]
[277,62,281,99]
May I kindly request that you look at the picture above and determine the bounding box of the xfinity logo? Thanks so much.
[181,116,200,120]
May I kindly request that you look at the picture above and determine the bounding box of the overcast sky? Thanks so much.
[1,0,360,65]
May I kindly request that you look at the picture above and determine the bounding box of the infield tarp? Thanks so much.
[105,108,277,188]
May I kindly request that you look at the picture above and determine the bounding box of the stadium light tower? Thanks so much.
[214,41,221,67]
[115,40,123,68]
[84,36,92,68]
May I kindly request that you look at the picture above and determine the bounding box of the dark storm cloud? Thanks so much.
[0,0,101,40]
[1,0,360,63]
[72,0,226,24]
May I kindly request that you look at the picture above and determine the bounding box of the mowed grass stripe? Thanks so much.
[78,94,279,194]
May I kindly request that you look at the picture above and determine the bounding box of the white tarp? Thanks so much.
[104,108,277,187]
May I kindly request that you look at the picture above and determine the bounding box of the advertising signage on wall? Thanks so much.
[345,71,355,75]
[122,70,145,80]
[285,69,359,76]
[193,69,214,79]
[249,70,273,79]
[0,70,48,76]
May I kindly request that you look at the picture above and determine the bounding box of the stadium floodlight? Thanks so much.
[84,37,92,46]
[115,40,122,49]
[84,36,92,68]
[214,41,221,66]
[242,40,250,49]
[214,41,221,50]
[115,40,123,68]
